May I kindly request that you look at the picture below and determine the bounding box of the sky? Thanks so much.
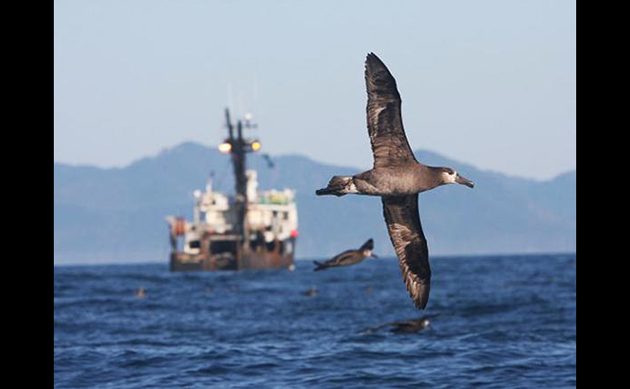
[54,0,575,180]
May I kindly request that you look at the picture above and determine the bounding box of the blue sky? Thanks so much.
[54,0,575,180]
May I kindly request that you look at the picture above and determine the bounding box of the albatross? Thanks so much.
[365,315,438,334]
[313,238,377,271]
[315,53,474,309]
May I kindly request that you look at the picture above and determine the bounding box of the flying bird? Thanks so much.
[313,238,378,271]
[316,53,474,309]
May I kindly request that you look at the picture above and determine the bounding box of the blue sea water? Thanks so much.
[54,254,576,388]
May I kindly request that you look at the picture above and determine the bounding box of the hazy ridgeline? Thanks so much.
[54,142,575,264]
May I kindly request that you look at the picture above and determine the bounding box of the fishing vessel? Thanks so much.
[166,109,298,271]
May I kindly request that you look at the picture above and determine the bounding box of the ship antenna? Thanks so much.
[262,153,275,169]
[206,171,214,192]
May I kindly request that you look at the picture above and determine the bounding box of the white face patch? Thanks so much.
[442,171,457,184]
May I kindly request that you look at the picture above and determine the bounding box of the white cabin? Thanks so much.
[180,169,298,255]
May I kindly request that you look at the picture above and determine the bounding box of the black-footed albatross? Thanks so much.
[387,316,432,334]
[361,314,438,335]
[315,53,474,309]
[313,238,377,271]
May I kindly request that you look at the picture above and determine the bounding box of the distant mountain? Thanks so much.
[54,142,575,264]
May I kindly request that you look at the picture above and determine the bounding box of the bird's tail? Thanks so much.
[313,260,328,271]
[315,176,356,196]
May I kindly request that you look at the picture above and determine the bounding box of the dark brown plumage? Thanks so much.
[365,52,417,169]
[382,195,430,309]
[362,314,437,335]
[315,53,474,309]
[313,239,377,271]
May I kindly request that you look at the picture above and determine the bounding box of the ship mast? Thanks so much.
[220,108,261,244]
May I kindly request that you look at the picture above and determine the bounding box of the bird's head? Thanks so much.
[439,167,474,188]
[360,238,378,258]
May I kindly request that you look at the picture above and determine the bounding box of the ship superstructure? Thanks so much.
[167,109,298,271]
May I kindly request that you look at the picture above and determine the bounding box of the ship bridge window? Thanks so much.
[189,240,200,249]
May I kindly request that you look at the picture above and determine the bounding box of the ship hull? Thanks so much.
[170,237,296,272]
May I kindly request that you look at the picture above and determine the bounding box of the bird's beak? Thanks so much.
[455,174,474,188]
[371,253,379,259]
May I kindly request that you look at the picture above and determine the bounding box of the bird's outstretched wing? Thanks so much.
[314,250,355,270]
[382,194,431,309]
[365,53,417,168]
[329,250,356,265]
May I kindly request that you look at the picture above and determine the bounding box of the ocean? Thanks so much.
[54,254,576,388]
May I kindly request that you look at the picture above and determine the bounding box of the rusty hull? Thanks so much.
[170,238,295,272]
